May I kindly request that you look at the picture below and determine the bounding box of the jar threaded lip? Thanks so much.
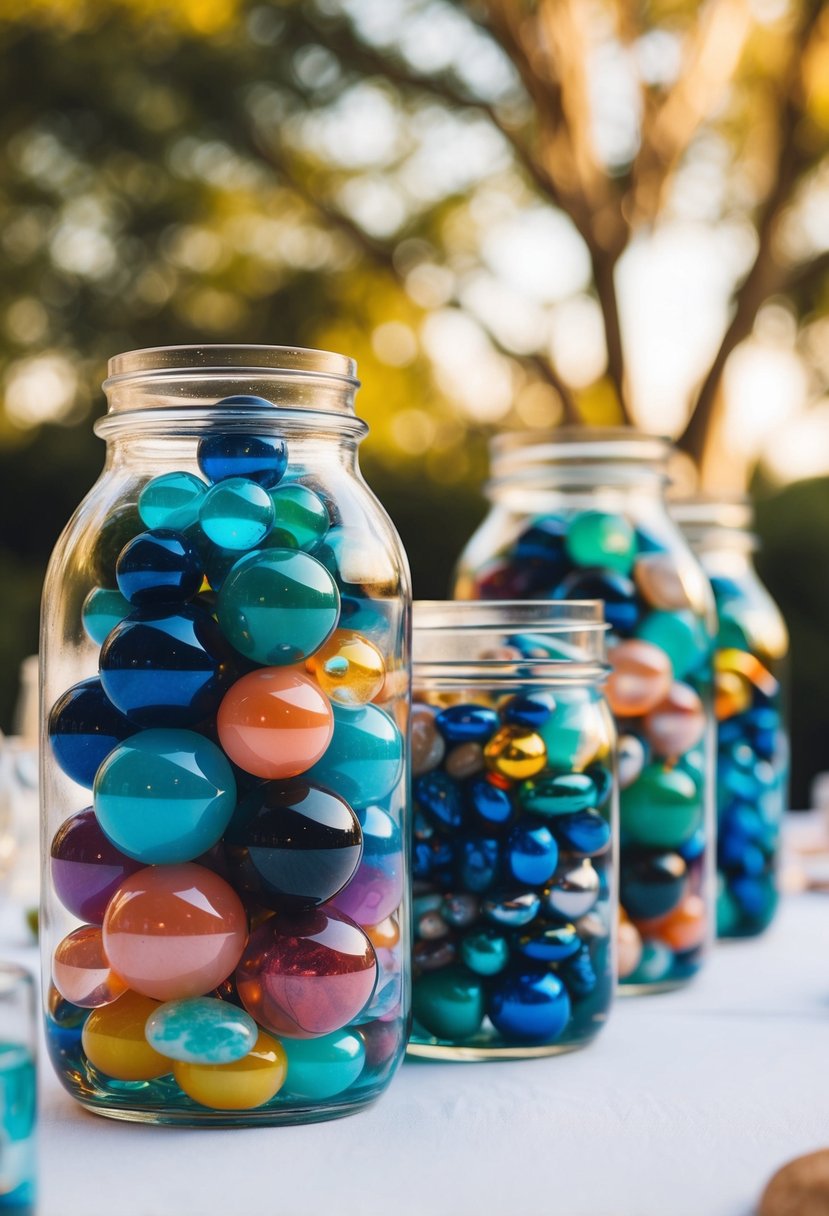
[487,427,672,494]
[106,344,358,383]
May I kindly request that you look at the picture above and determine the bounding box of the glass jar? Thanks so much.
[672,498,789,937]
[40,345,411,1125]
[454,430,717,993]
[408,600,616,1059]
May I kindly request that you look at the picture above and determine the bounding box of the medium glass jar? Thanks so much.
[672,498,789,937]
[454,430,717,992]
[408,600,616,1059]
[40,345,411,1125]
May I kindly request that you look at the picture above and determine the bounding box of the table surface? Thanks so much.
[6,819,828,1216]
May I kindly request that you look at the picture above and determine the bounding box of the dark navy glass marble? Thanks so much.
[116,529,202,606]
[554,569,640,635]
[503,692,556,730]
[621,851,686,920]
[413,771,465,833]
[559,945,598,998]
[48,677,135,788]
[457,836,501,894]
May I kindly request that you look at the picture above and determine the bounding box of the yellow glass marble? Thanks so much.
[306,630,386,706]
[173,1030,287,1110]
[82,990,168,1081]
[715,648,779,699]
[714,670,752,721]
[483,726,547,781]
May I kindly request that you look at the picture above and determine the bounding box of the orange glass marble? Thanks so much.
[82,990,168,1081]
[642,682,707,758]
[714,670,752,721]
[606,640,673,718]
[306,630,386,706]
[52,925,128,1009]
[365,916,400,950]
[217,667,334,779]
[173,1029,287,1110]
[715,648,779,700]
[637,893,707,953]
[103,863,247,1001]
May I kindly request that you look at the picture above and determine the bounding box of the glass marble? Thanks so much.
[173,1029,287,1111]
[52,925,128,1008]
[411,704,445,777]
[282,1031,365,1100]
[90,503,144,589]
[50,807,143,923]
[199,477,275,551]
[435,705,499,745]
[82,991,168,1082]
[633,553,693,611]
[642,682,706,758]
[102,863,247,1001]
[48,676,135,789]
[482,892,541,927]
[307,703,404,805]
[99,604,236,728]
[144,997,258,1066]
[507,822,558,886]
[116,528,203,607]
[468,778,513,829]
[635,611,707,680]
[82,586,131,645]
[565,510,636,574]
[488,972,571,1042]
[414,771,465,833]
[460,929,509,976]
[626,940,673,986]
[538,691,604,771]
[621,764,701,850]
[329,851,404,926]
[637,893,706,953]
[544,859,600,920]
[139,471,207,531]
[305,630,386,706]
[484,726,547,781]
[224,780,362,907]
[517,923,581,962]
[606,640,673,718]
[445,742,485,780]
[412,967,484,1041]
[518,772,597,817]
[267,483,329,552]
[217,668,334,781]
[94,728,237,865]
[551,809,611,857]
[621,852,687,921]
[617,734,646,789]
[458,836,501,893]
[555,569,639,634]
[198,423,288,488]
[236,909,378,1039]
[503,692,555,730]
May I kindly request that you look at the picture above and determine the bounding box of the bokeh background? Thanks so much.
[0,0,828,803]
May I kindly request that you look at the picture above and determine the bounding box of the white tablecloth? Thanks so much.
[14,887,824,1216]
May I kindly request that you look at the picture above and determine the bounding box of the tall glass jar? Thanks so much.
[41,345,411,1125]
[454,430,717,992]
[408,601,616,1059]
[672,498,789,937]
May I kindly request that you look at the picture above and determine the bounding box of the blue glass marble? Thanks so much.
[460,929,509,976]
[729,873,778,921]
[555,569,639,635]
[49,677,135,788]
[458,836,501,893]
[99,604,236,728]
[282,1031,366,1100]
[267,483,329,553]
[138,471,207,531]
[586,763,613,807]
[621,851,686,920]
[482,892,540,927]
[434,704,499,745]
[358,804,402,857]
[488,971,571,1042]
[307,703,404,805]
[413,771,465,833]
[551,810,611,858]
[560,945,598,998]
[82,587,131,645]
[199,477,275,550]
[503,692,556,730]
[144,997,257,1065]
[116,528,202,607]
[467,778,513,830]
[517,923,581,962]
[678,826,706,864]
[93,728,237,863]
[507,822,559,886]
[198,419,288,488]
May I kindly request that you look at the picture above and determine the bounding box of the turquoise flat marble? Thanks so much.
[145,997,257,1065]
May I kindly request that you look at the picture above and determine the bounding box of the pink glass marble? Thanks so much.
[217,668,334,779]
[52,924,128,1008]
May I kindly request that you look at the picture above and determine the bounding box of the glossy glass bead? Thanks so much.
[116,528,202,607]
[224,780,362,907]
[467,777,513,830]
[82,586,131,645]
[503,692,555,730]
[414,771,464,833]
[174,1029,287,1111]
[282,1031,365,1100]
[617,917,643,979]
[543,859,600,920]
[458,835,501,893]
[488,972,571,1042]
[138,471,207,531]
[412,967,484,1041]
[50,808,142,923]
[94,728,236,864]
[217,668,334,781]
[305,630,386,706]
[516,923,581,963]
[99,604,236,728]
[636,610,708,679]
[621,851,686,920]
[217,548,340,666]
[482,892,540,927]
[144,997,258,1065]
[199,477,275,551]
[507,822,558,886]
[48,676,135,789]
[565,510,636,574]
[267,483,329,552]
[484,726,546,781]
[52,925,128,1009]
[621,764,701,850]
[435,704,499,745]
[81,991,168,1081]
[552,809,611,857]
[236,909,378,1039]
[102,863,247,1002]
[518,772,596,817]
[307,703,404,805]
[460,929,509,976]
[197,421,288,488]
[606,640,673,718]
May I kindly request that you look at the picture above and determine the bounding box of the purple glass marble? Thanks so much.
[50,808,144,923]
[329,853,404,926]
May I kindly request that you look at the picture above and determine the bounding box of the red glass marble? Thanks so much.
[217,668,334,780]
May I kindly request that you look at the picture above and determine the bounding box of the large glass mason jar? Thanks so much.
[454,430,717,992]
[408,601,617,1059]
[672,498,789,938]
[41,345,411,1125]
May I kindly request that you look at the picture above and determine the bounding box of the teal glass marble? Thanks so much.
[626,940,673,985]
[412,967,485,1042]
[459,929,509,976]
[217,548,340,665]
[307,703,403,804]
[282,1031,365,1100]
[538,689,604,770]
[199,477,275,551]
[635,610,707,679]
[139,472,207,531]
[518,771,597,816]
[620,763,701,849]
[565,510,636,574]
[144,997,257,1065]
[267,484,329,552]
[82,587,131,645]
[93,728,237,863]
[0,1042,36,1211]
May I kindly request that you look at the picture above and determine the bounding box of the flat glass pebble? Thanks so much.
[482,891,540,927]
[467,778,513,830]
[281,1031,365,1100]
[307,703,404,805]
[507,822,558,886]
[412,967,484,1041]
[103,863,247,1002]
[50,807,143,923]
[52,925,128,1008]
[543,859,600,920]
[484,726,546,781]
[635,610,708,679]
[99,604,236,728]
[94,728,237,864]
[551,809,611,857]
[174,1029,287,1110]
[116,528,202,607]
[411,704,445,777]
[138,472,207,531]
[518,771,596,817]
[460,929,509,976]
[565,510,636,574]
[621,851,686,920]
[267,483,329,552]
[217,668,334,780]
[413,771,465,833]
[224,779,362,907]
[458,835,501,893]
[305,630,386,706]
[90,503,144,589]
[621,764,701,849]
[217,548,340,666]
[82,587,131,645]
[503,692,555,730]
[517,923,581,962]
[435,704,499,745]
[199,477,275,551]
[488,972,571,1042]
[49,677,135,789]
[237,909,377,1039]
[82,991,168,1081]
[606,640,673,719]
[144,997,257,1065]
[642,682,706,757]
[198,421,288,488]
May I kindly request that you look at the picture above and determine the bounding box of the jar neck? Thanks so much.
[671,499,757,561]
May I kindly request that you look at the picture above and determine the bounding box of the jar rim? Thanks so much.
[490,427,671,466]
[413,599,607,632]
[670,494,753,531]
[105,344,359,385]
